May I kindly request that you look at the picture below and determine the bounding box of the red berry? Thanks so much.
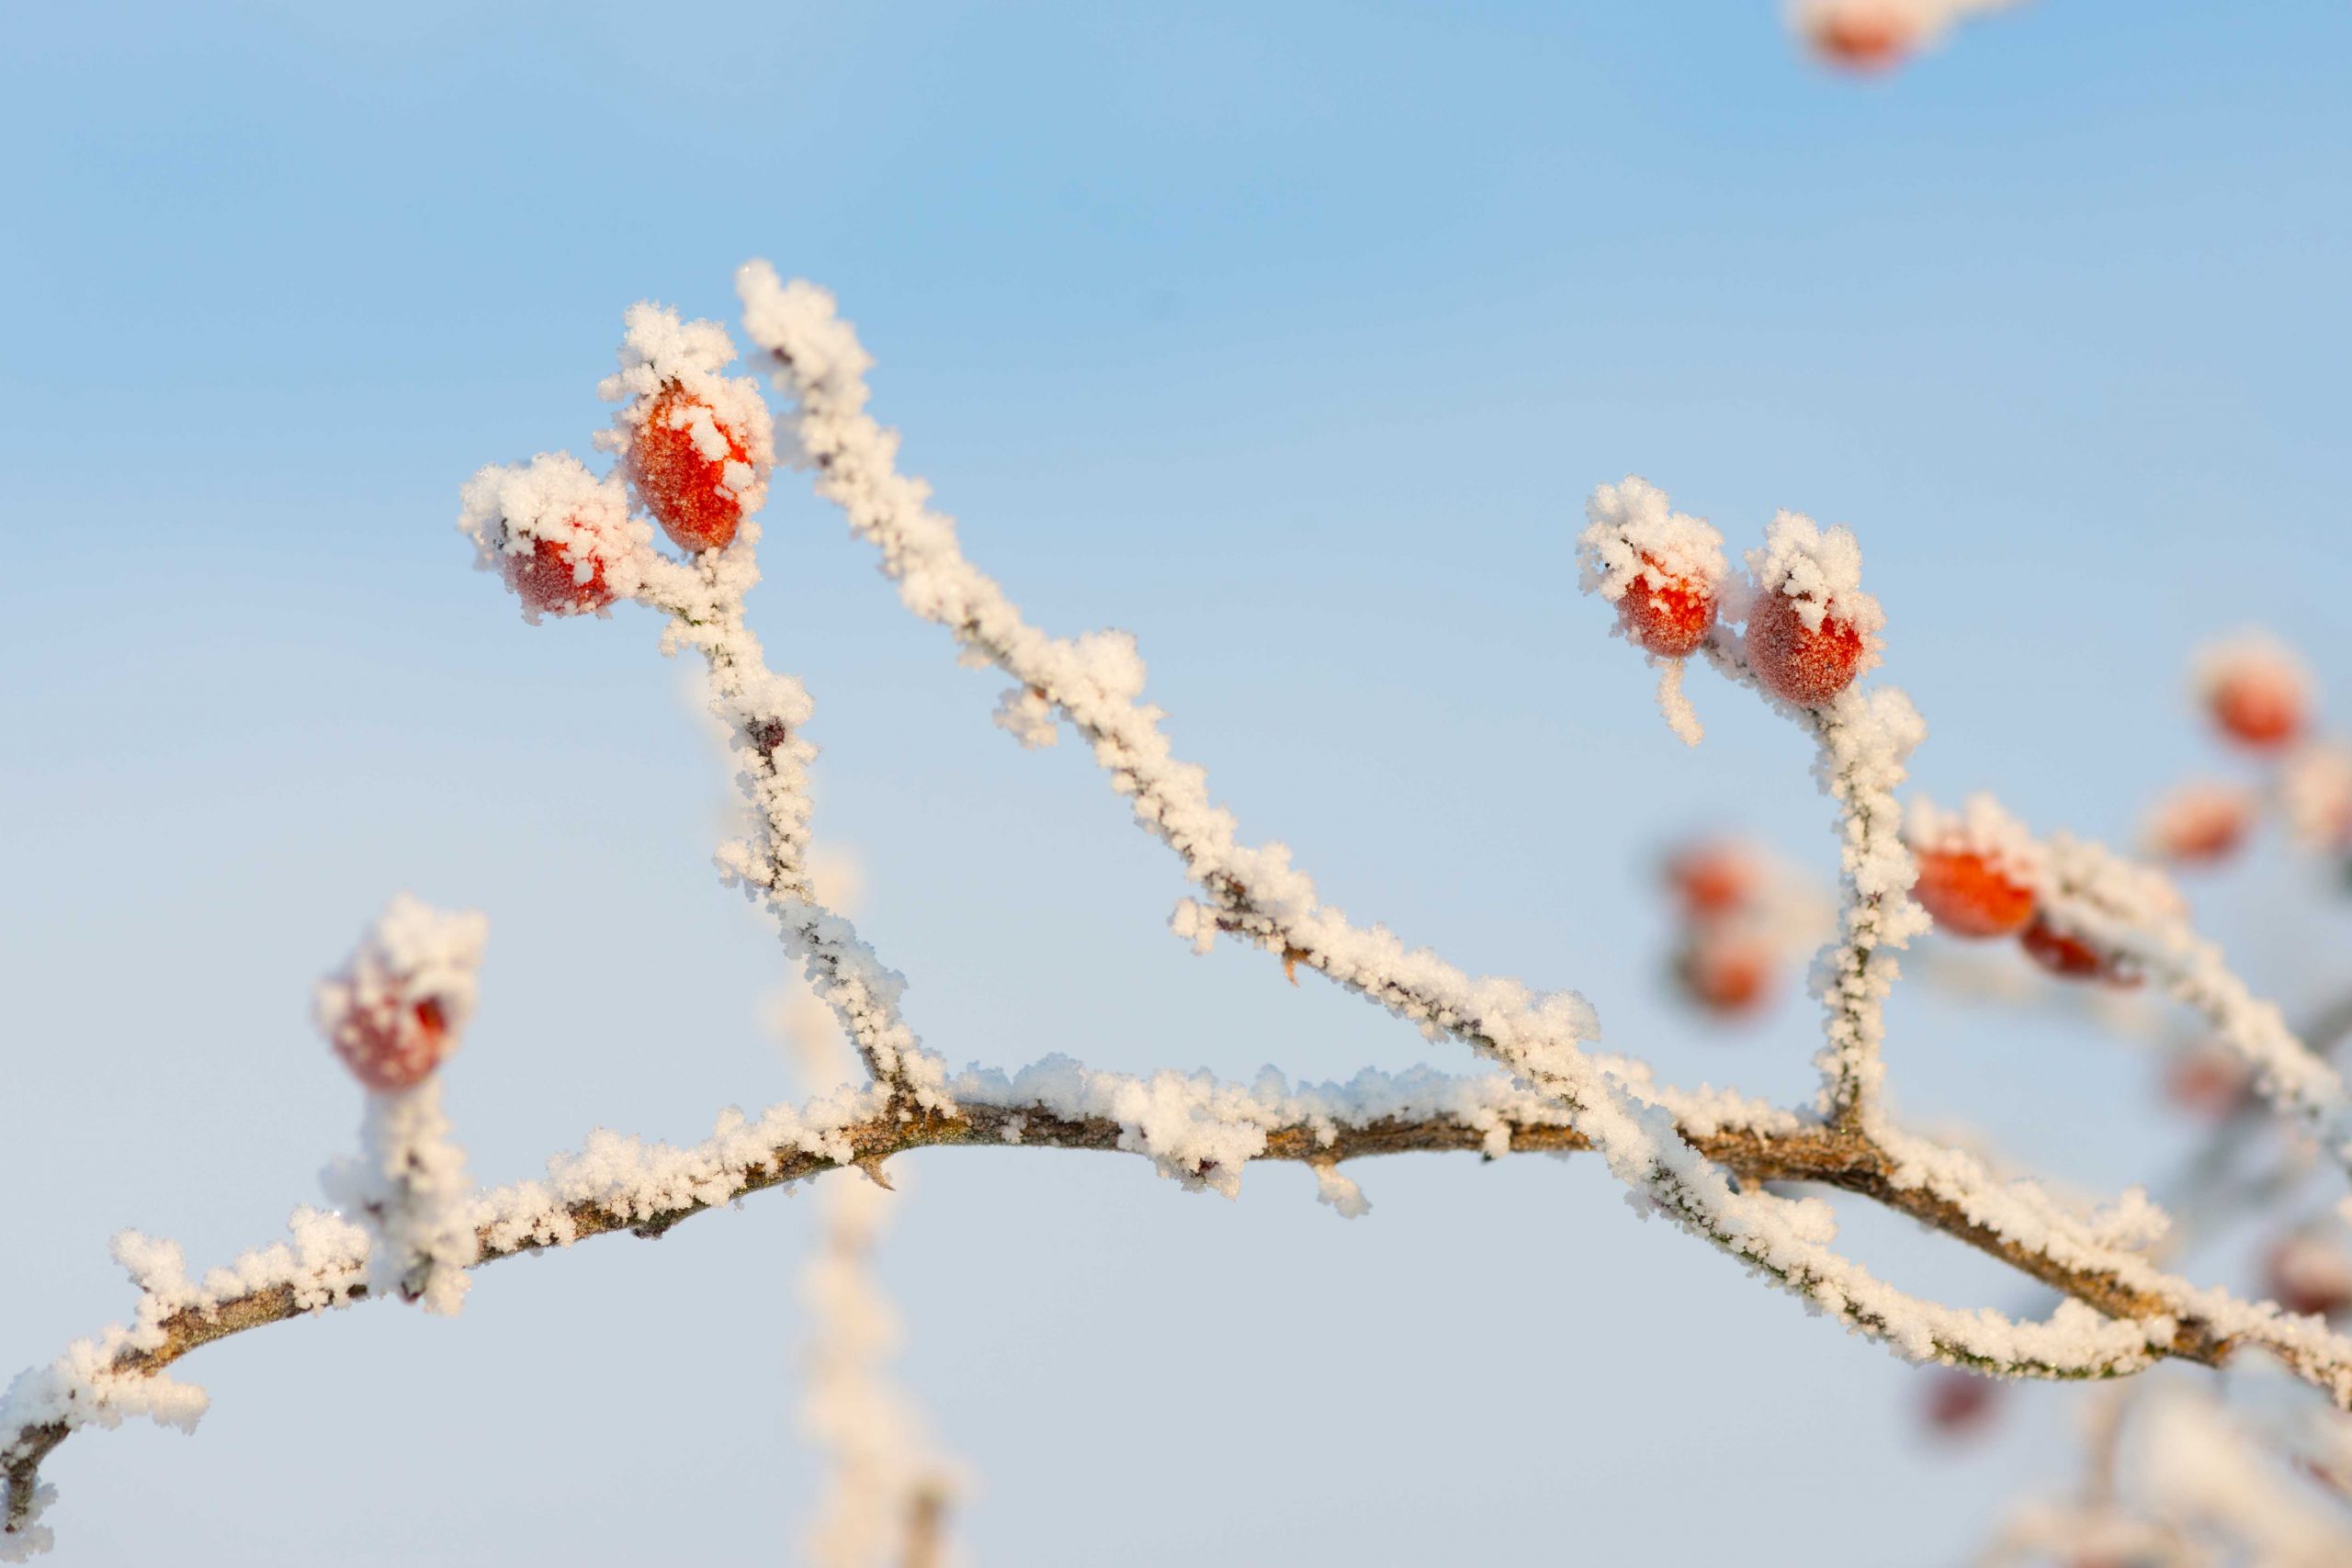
[2268,1237,2352,1319]
[1922,1369,1998,1438]
[507,532,615,616]
[330,994,452,1093]
[1805,4,1920,71]
[2165,1047,2250,1121]
[2211,669,2305,750]
[628,381,752,553]
[2146,784,2254,865]
[1747,591,1866,706]
[1619,556,1717,658]
[1665,840,1759,919]
[1675,931,1774,1017]
[1912,849,2036,939]
[2019,915,2135,987]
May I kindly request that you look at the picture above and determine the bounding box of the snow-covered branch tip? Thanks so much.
[315,896,489,1316]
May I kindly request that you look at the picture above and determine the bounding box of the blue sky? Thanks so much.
[6,3,2351,1563]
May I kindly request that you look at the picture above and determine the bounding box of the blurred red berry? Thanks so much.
[1675,931,1774,1017]
[1922,1369,1999,1438]
[2210,667,2306,751]
[507,532,616,616]
[1912,848,2036,939]
[628,381,752,553]
[1619,556,1717,658]
[1747,590,1867,706]
[2165,1046,2252,1121]
[2267,1236,2352,1319]
[1804,4,1920,72]
[2019,916,2132,986]
[329,994,452,1094]
[1665,840,1759,919]
[2145,783,2255,865]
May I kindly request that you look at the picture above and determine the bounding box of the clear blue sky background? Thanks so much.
[6,3,2350,1563]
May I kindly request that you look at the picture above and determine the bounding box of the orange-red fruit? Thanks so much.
[333,996,451,1093]
[629,381,750,553]
[1619,557,1717,658]
[1675,933,1773,1017]
[509,534,614,615]
[2165,1048,2250,1122]
[2019,916,2135,987]
[2152,791,2252,864]
[1666,842,1757,919]
[1922,1370,1999,1438]
[2267,1240,2352,1319]
[1807,6,1919,71]
[1911,849,2036,939]
[2210,671,2305,751]
[1747,591,1866,706]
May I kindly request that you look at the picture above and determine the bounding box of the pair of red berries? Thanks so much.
[1663,841,1780,1018]
[1614,555,1870,706]
[1909,844,2129,986]
[506,382,758,616]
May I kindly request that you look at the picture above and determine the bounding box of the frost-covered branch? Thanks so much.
[733,267,2352,1402]
[17,1044,2352,1551]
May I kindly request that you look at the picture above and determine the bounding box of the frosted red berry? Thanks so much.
[1675,931,1773,1017]
[331,994,452,1093]
[507,532,615,616]
[1922,1370,1998,1438]
[1911,849,2036,939]
[2267,1238,2352,1319]
[629,381,752,553]
[1747,590,1867,706]
[2019,915,2134,987]
[2210,669,2305,751]
[1618,557,1717,658]
[2148,785,2253,864]
[1665,841,1758,919]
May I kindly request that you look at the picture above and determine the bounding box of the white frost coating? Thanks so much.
[1576,476,1727,610]
[2139,1389,2352,1565]
[594,301,776,533]
[1313,1164,1371,1219]
[1767,671,1931,1122]
[1975,1501,2202,1568]
[322,1081,479,1315]
[991,685,1058,749]
[1745,510,1887,649]
[455,452,653,618]
[621,491,953,1108]
[311,896,491,1083]
[2033,830,2352,1179]
[736,264,2312,1385]
[1652,657,1702,746]
[1904,793,2045,891]
[2282,742,2352,850]
[798,1177,960,1568]
[476,1085,887,1253]
[1577,479,1725,744]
